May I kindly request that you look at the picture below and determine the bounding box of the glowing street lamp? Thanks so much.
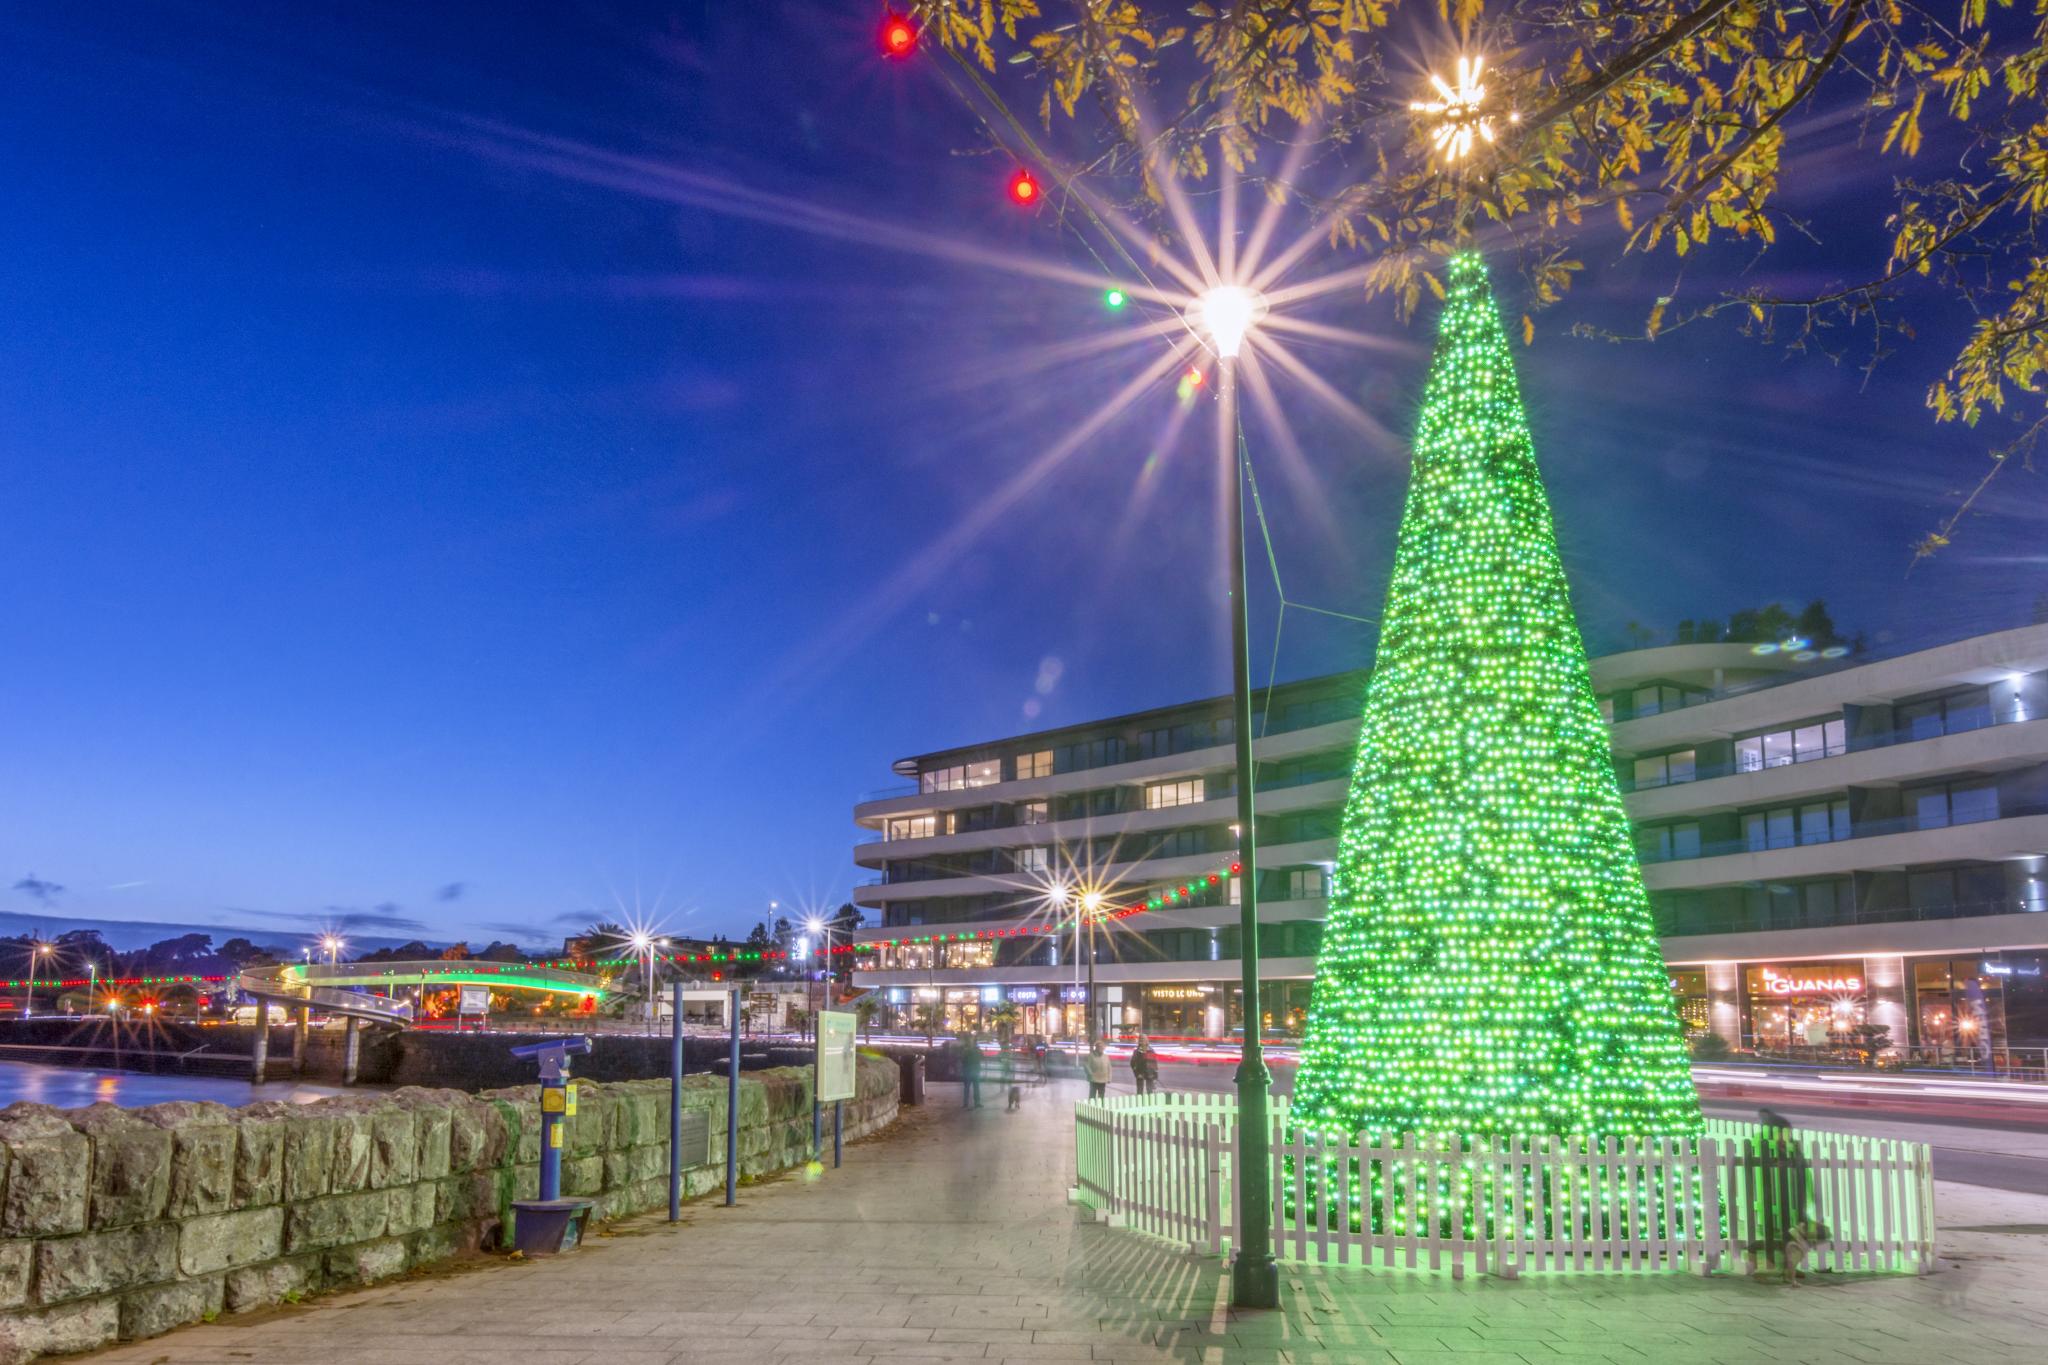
[321,935,344,966]
[1411,54,1517,165]
[22,943,51,1019]
[1187,280,1280,1310]
[1078,891,1104,1047]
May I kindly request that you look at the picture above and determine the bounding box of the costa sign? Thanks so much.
[1762,968,1861,996]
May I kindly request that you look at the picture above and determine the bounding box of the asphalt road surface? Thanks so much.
[1145,1057,2048,1195]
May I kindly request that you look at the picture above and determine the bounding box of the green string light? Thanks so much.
[1290,251,1701,1144]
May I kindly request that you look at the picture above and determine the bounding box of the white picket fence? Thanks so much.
[1072,1094,1935,1278]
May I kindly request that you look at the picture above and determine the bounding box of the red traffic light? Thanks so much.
[1007,168,1041,207]
[879,12,917,59]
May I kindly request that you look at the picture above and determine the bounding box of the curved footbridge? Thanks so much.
[235,961,610,1081]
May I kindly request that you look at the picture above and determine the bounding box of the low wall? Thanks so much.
[0,1055,899,1364]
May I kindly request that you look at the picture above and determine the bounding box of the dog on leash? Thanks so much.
[1006,1084,1022,1111]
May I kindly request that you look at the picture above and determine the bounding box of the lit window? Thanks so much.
[1016,800,1049,826]
[886,815,937,841]
[1143,778,1206,810]
[1736,718,1847,773]
[1014,749,1053,780]
[1014,846,1049,873]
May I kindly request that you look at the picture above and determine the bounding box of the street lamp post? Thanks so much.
[321,936,344,967]
[1190,283,1281,1310]
[1080,891,1103,1047]
[23,944,51,1019]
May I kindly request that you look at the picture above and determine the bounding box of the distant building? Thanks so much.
[849,624,2048,1061]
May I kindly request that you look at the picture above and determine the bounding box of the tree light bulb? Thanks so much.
[1104,288,1127,309]
[878,13,917,58]
[1007,169,1040,206]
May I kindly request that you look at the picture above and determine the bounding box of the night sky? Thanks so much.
[2,2,2040,950]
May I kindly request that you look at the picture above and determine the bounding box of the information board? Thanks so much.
[458,985,489,1016]
[816,1010,858,1103]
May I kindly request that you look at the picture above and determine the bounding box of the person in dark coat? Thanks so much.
[1129,1036,1160,1095]
[958,1033,984,1109]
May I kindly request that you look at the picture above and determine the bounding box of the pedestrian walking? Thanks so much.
[959,1033,985,1109]
[1081,1041,1110,1100]
[1129,1035,1159,1096]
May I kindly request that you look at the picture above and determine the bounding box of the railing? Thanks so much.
[1637,799,2048,866]
[1618,705,2035,793]
[1072,1094,1934,1279]
[1658,895,2048,939]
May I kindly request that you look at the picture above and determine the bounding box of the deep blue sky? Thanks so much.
[2,2,2039,951]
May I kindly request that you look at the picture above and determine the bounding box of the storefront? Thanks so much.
[1742,961,1869,1054]
[1139,984,1225,1038]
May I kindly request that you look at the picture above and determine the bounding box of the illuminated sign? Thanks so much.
[1761,968,1862,996]
[1146,987,1213,1000]
[1008,988,1043,1003]
[1060,986,1089,1003]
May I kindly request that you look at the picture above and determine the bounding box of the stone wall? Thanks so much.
[0,1055,898,1364]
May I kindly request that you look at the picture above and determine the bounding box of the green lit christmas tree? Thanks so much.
[1290,252,1701,1142]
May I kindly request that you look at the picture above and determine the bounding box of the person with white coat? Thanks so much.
[1080,1041,1111,1100]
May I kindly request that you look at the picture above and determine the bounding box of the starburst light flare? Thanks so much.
[1411,55,1511,164]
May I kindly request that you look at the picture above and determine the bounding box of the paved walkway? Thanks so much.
[82,1079,2048,1365]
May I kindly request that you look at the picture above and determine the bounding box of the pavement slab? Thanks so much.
[70,1078,2048,1365]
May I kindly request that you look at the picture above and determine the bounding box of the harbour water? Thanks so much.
[0,1059,348,1110]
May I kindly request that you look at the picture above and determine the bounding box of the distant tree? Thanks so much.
[1622,621,1656,649]
[474,941,526,963]
[438,942,473,961]
[1794,600,1843,649]
[56,930,116,973]
[826,903,864,984]
[1674,619,1696,645]
[565,921,628,960]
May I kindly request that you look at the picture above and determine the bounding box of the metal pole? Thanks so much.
[1223,351,1279,1309]
[668,980,684,1221]
[1085,914,1097,1048]
[250,1018,268,1085]
[833,1099,843,1169]
[724,985,741,1206]
[538,1074,563,1202]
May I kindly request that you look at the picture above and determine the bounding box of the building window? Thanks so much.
[1287,867,1328,900]
[1144,777,1206,809]
[1735,718,1847,773]
[1015,800,1049,825]
[1906,779,2001,830]
[920,760,1000,793]
[1013,749,1053,780]
[1633,749,1697,789]
[1013,846,1049,874]
[1742,798,1850,851]
[1899,687,1994,741]
[1599,696,1615,722]
[1636,822,1701,863]
[1629,683,1706,718]
[1054,737,1127,773]
[885,815,938,841]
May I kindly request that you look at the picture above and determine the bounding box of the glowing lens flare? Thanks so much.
[1189,285,1267,358]
[1104,288,1127,309]
[878,13,917,58]
[1411,55,1514,164]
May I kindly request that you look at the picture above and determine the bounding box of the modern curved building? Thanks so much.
[848,623,2048,1062]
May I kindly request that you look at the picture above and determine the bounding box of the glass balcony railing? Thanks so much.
[1618,702,2035,794]
[1657,895,2048,939]
[1636,799,2046,866]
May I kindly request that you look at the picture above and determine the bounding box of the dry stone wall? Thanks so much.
[0,1056,898,1364]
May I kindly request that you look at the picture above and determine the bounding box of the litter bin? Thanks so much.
[898,1054,926,1106]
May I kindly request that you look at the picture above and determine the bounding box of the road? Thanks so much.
[1144,1056,2048,1195]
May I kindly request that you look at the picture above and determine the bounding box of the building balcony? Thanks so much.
[851,716,1360,825]
[1624,714,2048,820]
[850,778,1344,868]
[1641,810,2048,890]
[850,955,1319,989]
[851,837,1338,906]
[1610,623,2048,751]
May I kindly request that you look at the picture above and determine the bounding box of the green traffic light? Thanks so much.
[1104,288,1127,309]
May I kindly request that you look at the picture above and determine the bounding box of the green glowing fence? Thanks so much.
[1072,1094,1934,1278]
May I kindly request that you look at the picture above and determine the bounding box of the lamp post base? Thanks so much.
[1230,1253,1281,1309]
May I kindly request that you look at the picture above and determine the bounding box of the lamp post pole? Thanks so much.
[1211,316,1280,1311]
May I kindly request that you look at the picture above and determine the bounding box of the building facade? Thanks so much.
[849,624,2048,1063]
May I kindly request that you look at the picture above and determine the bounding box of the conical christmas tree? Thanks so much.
[1290,252,1700,1141]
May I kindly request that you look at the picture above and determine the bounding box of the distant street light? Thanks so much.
[321,936,344,966]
